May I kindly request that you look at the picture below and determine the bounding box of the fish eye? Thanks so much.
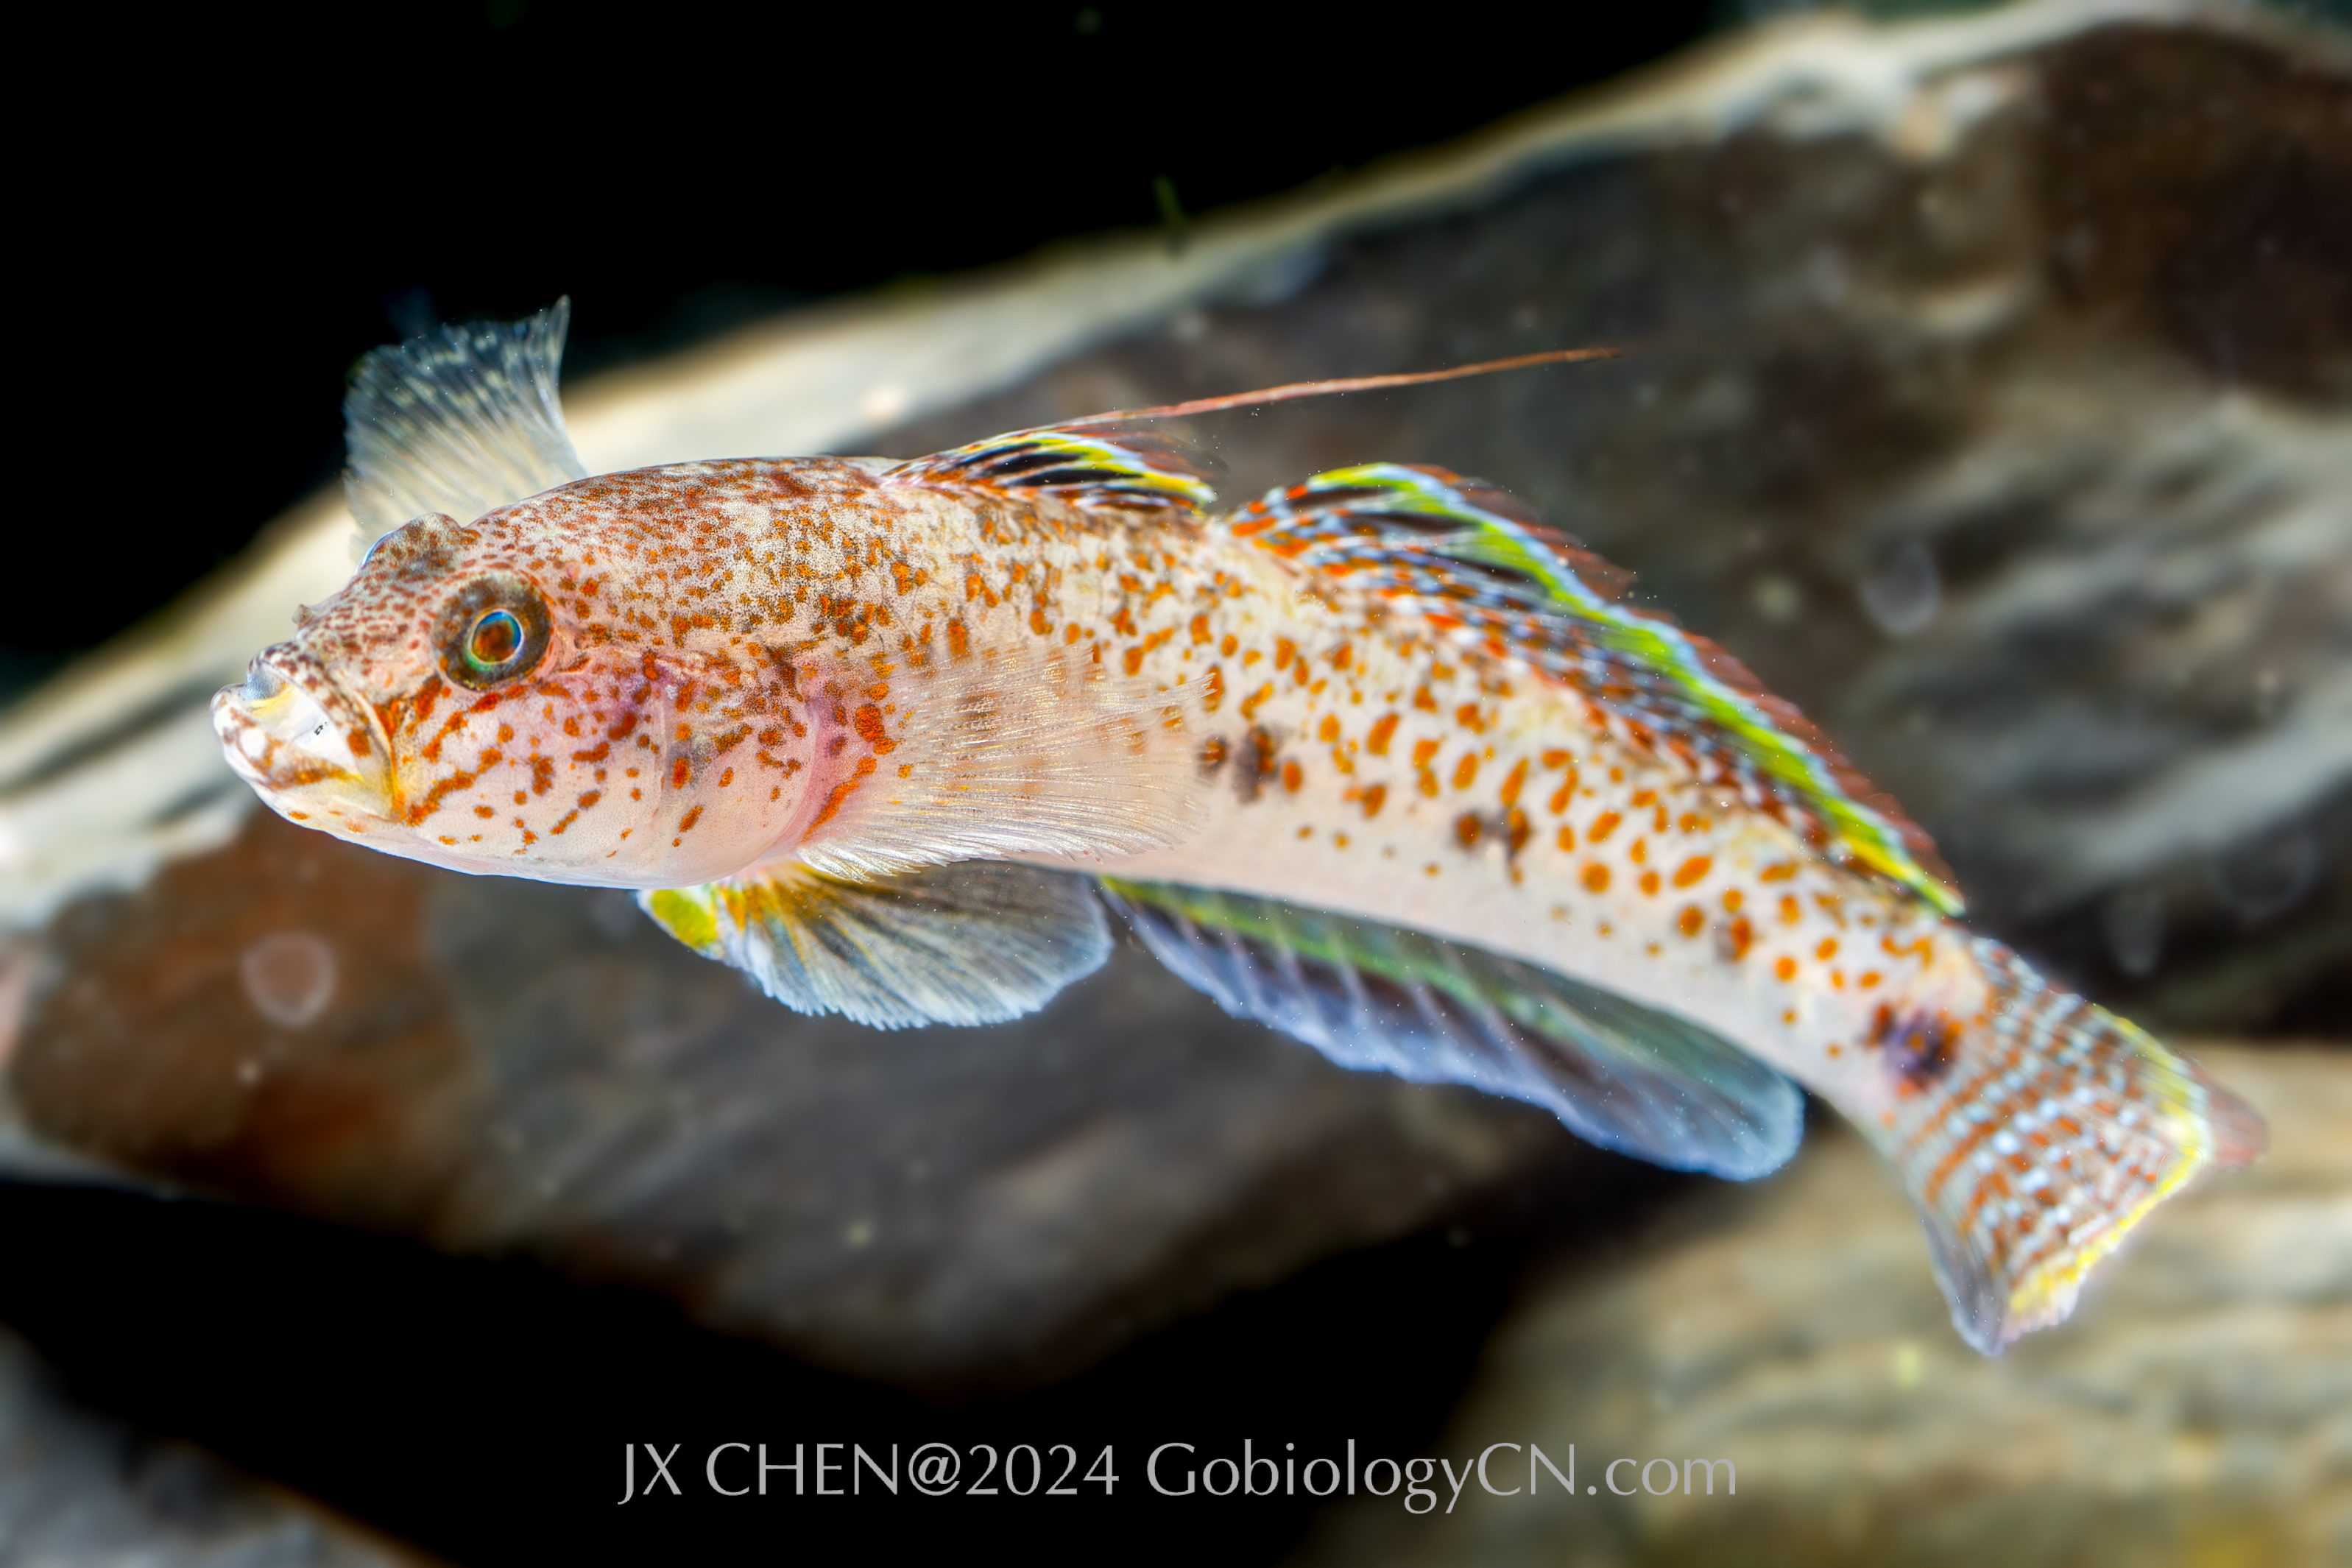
[468,609,524,667]
[434,573,552,691]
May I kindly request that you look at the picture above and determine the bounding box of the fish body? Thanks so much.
[213,305,2261,1352]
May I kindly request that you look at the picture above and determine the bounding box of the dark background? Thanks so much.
[17,0,1719,689]
[11,4,1720,1564]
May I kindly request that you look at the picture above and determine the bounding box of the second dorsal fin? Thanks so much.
[1225,463,1963,915]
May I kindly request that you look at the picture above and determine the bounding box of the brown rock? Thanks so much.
[10,810,1575,1390]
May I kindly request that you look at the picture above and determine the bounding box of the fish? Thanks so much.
[213,301,2263,1354]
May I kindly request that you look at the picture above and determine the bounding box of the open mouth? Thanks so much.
[212,651,393,823]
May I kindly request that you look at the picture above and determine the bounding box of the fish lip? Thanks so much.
[212,646,396,819]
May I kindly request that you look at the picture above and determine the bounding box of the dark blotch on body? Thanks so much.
[1874,1003,1958,1086]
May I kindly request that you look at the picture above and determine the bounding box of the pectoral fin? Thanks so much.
[1103,880,1802,1180]
[640,859,1109,1029]
[344,299,588,554]
[792,640,1203,883]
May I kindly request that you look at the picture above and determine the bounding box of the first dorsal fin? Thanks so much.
[345,299,588,554]
[1103,878,1804,1180]
[1226,463,1963,915]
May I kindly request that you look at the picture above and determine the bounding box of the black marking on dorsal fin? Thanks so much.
[888,426,1221,515]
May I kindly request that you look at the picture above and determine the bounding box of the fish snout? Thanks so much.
[213,649,393,820]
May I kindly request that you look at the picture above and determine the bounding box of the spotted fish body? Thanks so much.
[214,306,2261,1353]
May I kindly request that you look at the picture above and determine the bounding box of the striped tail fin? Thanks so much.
[1885,939,2265,1352]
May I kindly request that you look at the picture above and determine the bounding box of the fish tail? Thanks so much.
[1878,939,2264,1353]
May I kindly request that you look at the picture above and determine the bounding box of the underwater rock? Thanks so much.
[1292,1046,2352,1568]
[0,1325,431,1567]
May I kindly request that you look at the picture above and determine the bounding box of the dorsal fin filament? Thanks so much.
[890,344,1623,517]
[1062,344,1624,427]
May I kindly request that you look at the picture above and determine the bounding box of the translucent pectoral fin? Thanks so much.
[344,299,588,553]
[1103,880,1802,1180]
[792,640,1203,883]
[640,859,1109,1029]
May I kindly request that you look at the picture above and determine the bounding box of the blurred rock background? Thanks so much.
[1,1,2345,1564]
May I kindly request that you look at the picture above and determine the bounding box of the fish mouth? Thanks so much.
[212,649,395,826]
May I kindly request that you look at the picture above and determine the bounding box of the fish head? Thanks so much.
[213,501,788,888]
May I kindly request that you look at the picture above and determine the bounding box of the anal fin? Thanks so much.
[640,859,1109,1029]
[1103,880,1803,1180]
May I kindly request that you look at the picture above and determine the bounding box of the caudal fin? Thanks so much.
[1887,939,2265,1353]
